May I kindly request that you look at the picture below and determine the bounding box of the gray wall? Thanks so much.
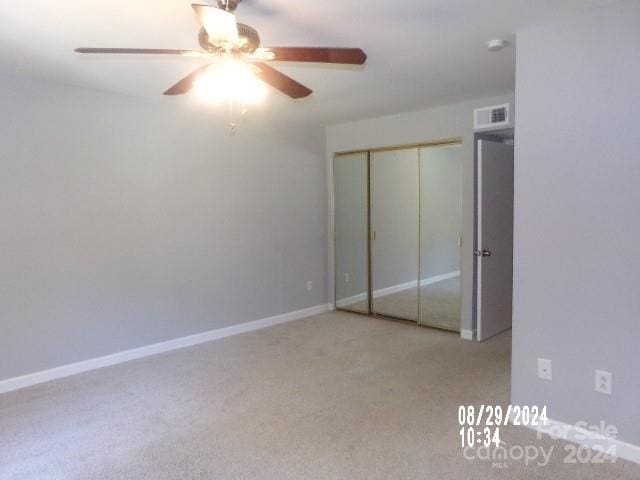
[326,93,515,335]
[512,0,640,445]
[0,74,329,381]
[420,144,462,279]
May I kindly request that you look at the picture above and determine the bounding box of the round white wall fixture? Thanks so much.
[487,39,508,52]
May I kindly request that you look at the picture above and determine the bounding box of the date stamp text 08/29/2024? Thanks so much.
[458,405,548,448]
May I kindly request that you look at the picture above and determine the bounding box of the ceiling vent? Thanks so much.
[474,103,510,130]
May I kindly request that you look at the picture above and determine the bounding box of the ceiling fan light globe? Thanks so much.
[194,62,266,104]
[194,72,228,103]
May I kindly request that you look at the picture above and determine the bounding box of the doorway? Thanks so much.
[474,130,515,341]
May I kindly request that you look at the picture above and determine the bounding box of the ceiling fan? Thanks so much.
[75,0,367,100]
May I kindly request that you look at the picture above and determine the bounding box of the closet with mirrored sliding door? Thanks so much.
[333,140,463,331]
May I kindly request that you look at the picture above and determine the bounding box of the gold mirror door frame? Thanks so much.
[334,152,370,314]
[333,138,462,331]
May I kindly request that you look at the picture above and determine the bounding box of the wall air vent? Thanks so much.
[474,103,510,130]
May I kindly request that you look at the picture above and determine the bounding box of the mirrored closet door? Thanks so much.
[334,140,462,332]
[370,148,419,321]
[418,144,462,330]
[334,152,369,314]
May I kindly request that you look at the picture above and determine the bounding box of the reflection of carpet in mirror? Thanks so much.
[349,277,460,331]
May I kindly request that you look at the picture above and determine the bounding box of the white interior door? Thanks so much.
[476,140,514,341]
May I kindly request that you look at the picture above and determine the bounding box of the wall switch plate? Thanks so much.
[344,273,350,283]
[595,370,612,395]
[306,281,313,291]
[538,358,552,380]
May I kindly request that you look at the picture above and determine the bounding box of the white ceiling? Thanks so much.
[0,0,616,125]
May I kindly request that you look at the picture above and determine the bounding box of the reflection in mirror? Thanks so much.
[370,148,419,321]
[419,144,462,330]
[334,153,369,313]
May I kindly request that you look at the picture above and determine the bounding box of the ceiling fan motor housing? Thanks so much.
[217,0,241,12]
[198,23,261,53]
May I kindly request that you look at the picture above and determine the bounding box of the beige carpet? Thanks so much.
[350,277,461,330]
[1,312,638,479]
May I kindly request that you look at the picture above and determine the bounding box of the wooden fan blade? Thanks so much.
[75,48,199,55]
[251,62,312,99]
[164,65,211,96]
[256,47,367,65]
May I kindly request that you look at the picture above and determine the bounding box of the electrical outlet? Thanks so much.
[344,273,350,283]
[538,358,552,380]
[595,370,612,395]
[306,281,313,291]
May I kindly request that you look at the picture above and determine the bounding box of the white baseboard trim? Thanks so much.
[373,279,417,298]
[0,303,334,395]
[527,417,640,465]
[377,271,461,297]
[419,270,460,287]
[336,271,460,308]
[336,292,367,308]
[460,329,475,340]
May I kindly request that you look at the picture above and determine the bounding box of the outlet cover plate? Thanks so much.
[595,370,612,395]
[538,358,552,380]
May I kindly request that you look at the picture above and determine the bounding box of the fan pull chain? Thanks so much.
[228,98,236,134]
[226,99,249,135]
